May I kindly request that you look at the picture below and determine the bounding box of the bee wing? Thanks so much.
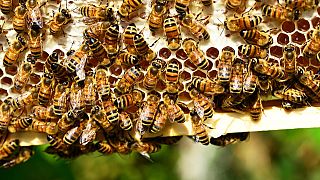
[75,54,87,82]
[194,100,205,119]
[139,152,154,163]
[80,122,97,146]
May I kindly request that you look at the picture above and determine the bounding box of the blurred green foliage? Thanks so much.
[2,129,320,180]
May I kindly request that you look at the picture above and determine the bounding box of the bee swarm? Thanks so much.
[0,0,320,168]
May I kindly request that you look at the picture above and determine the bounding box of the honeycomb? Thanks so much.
[0,0,320,166]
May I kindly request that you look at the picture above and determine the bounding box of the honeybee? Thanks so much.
[13,2,28,33]
[221,93,247,108]
[0,104,12,132]
[13,61,33,91]
[0,0,12,14]
[65,43,89,75]
[116,51,140,66]
[96,141,114,155]
[210,132,249,146]
[250,94,263,121]
[252,58,285,81]
[83,73,96,109]
[165,60,180,84]
[108,138,131,155]
[148,0,167,33]
[277,0,319,10]
[38,73,55,105]
[181,13,210,41]
[63,124,84,145]
[26,0,44,30]
[239,29,274,48]
[282,44,297,76]
[261,4,300,21]
[119,112,133,131]
[183,38,209,70]
[30,119,58,135]
[8,117,33,133]
[143,136,183,145]
[192,77,225,94]
[80,119,99,146]
[49,3,72,35]
[139,94,160,128]
[163,17,181,50]
[190,89,214,118]
[104,23,120,57]
[133,34,156,61]
[175,0,190,19]
[115,65,142,94]
[102,100,119,124]
[53,83,69,116]
[10,89,37,112]
[83,21,109,42]
[70,81,85,112]
[48,63,70,84]
[150,102,167,133]
[224,15,262,32]
[0,147,34,168]
[123,23,137,54]
[86,37,108,60]
[225,0,247,13]
[32,105,56,121]
[303,27,320,57]
[230,61,244,94]
[296,67,320,99]
[57,110,78,132]
[163,94,186,123]
[28,28,43,59]
[118,0,143,20]
[47,135,67,149]
[274,88,308,105]
[131,142,161,156]
[190,110,209,146]
[79,4,115,22]
[0,139,19,160]
[3,34,27,67]
[114,89,143,110]
[143,59,165,90]
[91,105,115,132]
[238,44,268,59]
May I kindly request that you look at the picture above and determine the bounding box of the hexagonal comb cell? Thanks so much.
[1,77,13,86]
[206,47,219,59]
[0,68,3,78]
[270,46,283,58]
[0,88,8,97]
[297,18,310,32]
[176,49,187,60]
[311,16,320,28]
[159,48,171,59]
[277,33,290,45]
[291,32,306,45]
[5,66,17,76]
[282,21,295,33]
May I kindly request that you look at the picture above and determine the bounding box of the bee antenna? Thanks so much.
[150,38,160,47]
[58,2,61,12]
